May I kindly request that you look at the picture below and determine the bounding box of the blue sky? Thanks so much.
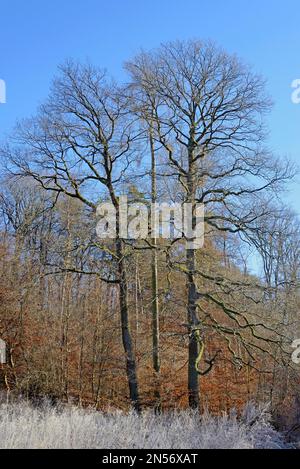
[0,0,299,211]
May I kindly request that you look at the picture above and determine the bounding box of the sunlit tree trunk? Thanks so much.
[149,126,161,411]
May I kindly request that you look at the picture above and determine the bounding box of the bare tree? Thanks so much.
[126,40,295,408]
[1,42,297,412]
[2,62,141,411]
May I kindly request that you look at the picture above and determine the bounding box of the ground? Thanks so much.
[0,399,293,449]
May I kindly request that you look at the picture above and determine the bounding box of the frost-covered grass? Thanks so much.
[0,400,292,449]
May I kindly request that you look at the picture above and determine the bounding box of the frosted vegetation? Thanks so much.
[0,400,293,449]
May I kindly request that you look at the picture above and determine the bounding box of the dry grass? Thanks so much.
[0,399,292,449]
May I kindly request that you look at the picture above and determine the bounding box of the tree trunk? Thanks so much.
[187,247,200,408]
[187,148,200,409]
[149,126,161,411]
[116,238,141,412]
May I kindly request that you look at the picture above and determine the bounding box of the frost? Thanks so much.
[0,400,293,449]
